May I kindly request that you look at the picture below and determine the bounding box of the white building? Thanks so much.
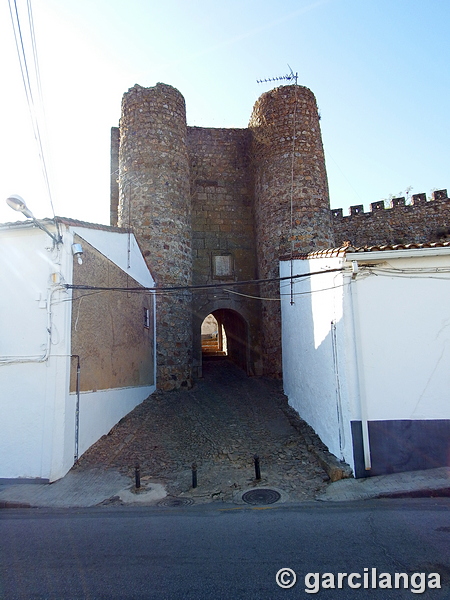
[280,243,450,478]
[0,215,156,482]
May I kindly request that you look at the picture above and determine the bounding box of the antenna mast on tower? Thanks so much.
[257,65,298,85]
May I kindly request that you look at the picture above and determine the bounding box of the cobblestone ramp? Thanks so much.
[75,360,329,503]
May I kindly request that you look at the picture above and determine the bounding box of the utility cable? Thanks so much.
[64,268,345,294]
[8,0,59,232]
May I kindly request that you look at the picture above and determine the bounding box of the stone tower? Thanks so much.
[111,82,333,388]
[114,83,193,390]
[249,85,334,376]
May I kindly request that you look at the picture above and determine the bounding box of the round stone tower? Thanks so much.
[118,83,192,390]
[249,85,334,377]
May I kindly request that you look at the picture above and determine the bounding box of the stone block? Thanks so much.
[432,189,448,201]
[350,205,364,215]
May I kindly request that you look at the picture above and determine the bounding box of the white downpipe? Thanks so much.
[331,320,345,460]
[152,290,157,387]
[348,273,372,471]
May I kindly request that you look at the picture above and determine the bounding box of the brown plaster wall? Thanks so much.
[70,236,154,392]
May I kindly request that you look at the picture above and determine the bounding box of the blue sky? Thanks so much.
[0,0,448,225]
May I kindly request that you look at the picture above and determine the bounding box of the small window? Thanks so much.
[144,307,150,328]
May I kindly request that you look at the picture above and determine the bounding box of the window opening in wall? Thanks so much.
[144,307,150,328]
[201,314,227,357]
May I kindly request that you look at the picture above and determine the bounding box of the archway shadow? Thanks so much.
[200,309,248,374]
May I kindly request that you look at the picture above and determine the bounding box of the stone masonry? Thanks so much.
[249,85,333,377]
[111,82,448,389]
[111,83,332,388]
[115,84,192,390]
[333,190,450,247]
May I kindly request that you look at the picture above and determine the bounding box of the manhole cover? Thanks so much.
[242,489,281,505]
[157,497,194,508]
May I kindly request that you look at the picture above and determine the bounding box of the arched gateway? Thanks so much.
[200,310,248,374]
[112,82,332,389]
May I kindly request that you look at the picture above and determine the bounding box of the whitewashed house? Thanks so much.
[280,243,450,478]
[0,214,156,481]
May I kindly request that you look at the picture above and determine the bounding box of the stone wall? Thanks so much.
[112,83,333,386]
[249,85,333,377]
[116,83,192,390]
[112,81,448,389]
[110,127,120,227]
[187,126,262,377]
[332,190,450,247]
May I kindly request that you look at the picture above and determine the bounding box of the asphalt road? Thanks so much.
[0,498,449,599]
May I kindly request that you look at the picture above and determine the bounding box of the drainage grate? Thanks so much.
[157,497,195,508]
[242,489,281,505]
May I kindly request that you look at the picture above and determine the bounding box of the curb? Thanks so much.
[0,500,32,509]
[377,487,450,500]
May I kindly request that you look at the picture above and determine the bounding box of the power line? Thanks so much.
[8,0,57,223]
[63,268,345,294]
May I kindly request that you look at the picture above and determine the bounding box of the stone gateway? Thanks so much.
[111,82,449,390]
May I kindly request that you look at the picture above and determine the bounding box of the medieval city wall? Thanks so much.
[112,81,448,389]
[116,83,192,390]
[249,85,333,377]
[332,190,450,248]
[187,127,262,377]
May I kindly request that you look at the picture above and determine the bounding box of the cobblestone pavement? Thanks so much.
[75,359,329,504]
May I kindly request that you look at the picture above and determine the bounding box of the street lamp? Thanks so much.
[6,194,34,218]
[5,195,62,244]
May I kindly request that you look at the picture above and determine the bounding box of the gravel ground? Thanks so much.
[75,359,329,504]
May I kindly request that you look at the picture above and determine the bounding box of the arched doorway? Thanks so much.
[201,314,227,357]
[200,309,248,373]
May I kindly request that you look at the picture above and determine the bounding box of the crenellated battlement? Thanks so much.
[111,79,450,387]
[332,189,450,247]
[332,189,448,218]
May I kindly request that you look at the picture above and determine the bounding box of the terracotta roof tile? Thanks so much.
[280,241,450,260]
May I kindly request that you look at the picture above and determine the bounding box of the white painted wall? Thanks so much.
[69,225,154,288]
[349,251,450,422]
[0,220,156,481]
[75,385,155,457]
[280,257,355,467]
[281,249,450,475]
[0,224,74,480]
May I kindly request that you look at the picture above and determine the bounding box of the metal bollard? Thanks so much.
[254,454,261,480]
[192,462,198,489]
[135,462,141,489]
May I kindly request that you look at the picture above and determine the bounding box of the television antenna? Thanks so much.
[257,65,298,85]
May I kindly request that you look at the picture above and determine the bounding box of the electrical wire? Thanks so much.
[63,268,345,294]
[224,280,349,301]
[61,264,450,303]
[354,265,450,282]
[8,0,58,225]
